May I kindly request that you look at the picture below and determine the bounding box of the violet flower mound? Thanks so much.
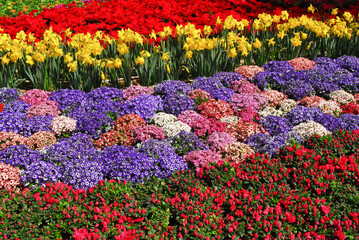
[285,106,324,125]
[166,131,209,156]
[0,111,26,134]
[154,80,192,97]
[335,55,359,77]
[0,87,20,104]
[191,76,224,94]
[252,71,284,91]
[163,94,196,115]
[212,72,244,88]
[0,145,44,169]
[2,100,30,114]
[49,89,89,112]
[87,87,123,102]
[123,95,163,122]
[262,60,295,73]
[23,115,53,137]
[259,115,293,136]
[21,161,62,188]
[99,145,157,183]
[137,139,188,178]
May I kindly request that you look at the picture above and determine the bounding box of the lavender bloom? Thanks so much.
[210,88,235,102]
[339,114,359,131]
[0,88,20,104]
[303,68,340,98]
[259,116,293,136]
[212,72,244,88]
[281,79,315,100]
[49,89,89,112]
[252,71,284,91]
[138,139,188,178]
[191,76,224,94]
[163,95,196,115]
[0,112,26,134]
[335,55,359,77]
[314,113,348,132]
[313,57,340,72]
[285,106,324,125]
[87,87,123,102]
[21,161,62,187]
[330,69,359,94]
[262,60,294,73]
[2,100,30,114]
[154,80,192,97]
[67,111,114,139]
[166,131,209,156]
[0,145,44,169]
[123,95,163,122]
[99,145,156,183]
[23,115,53,137]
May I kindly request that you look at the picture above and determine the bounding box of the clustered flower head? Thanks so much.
[219,142,255,165]
[26,100,61,119]
[212,71,244,88]
[262,60,294,73]
[234,65,264,80]
[230,79,261,94]
[278,99,297,113]
[329,90,355,105]
[26,131,57,150]
[51,115,77,136]
[131,125,165,143]
[95,130,133,149]
[188,89,211,105]
[206,131,236,151]
[87,87,123,102]
[0,87,20,104]
[123,85,154,101]
[198,99,234,120]
[114,114,146,132]
[261,90,287,107]
[20,161,62,188]
[297,95,326,107]
[123,94,163,122]
[163,94,195,115]
[167,131,208,156]
[150,112,177,127]
[311,100,342,116]
[23,115,53,137]
[19,89,51,106]
[0,163,21,190]
[162,121,191,138]
[185,150,221,171]
[288,57,316,71]
[0,131,27,151]
[291,120,332,139]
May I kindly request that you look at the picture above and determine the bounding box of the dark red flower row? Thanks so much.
[1,0,359,39]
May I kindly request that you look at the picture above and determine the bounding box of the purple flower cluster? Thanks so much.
[252,71,284,91]
[87,87,123,102]
[259,115,293,136]
[163,94,195,115]
[210,88,235,102]
[0,145,44,169]
[212,72,244,88]
[21,161,62,188]
[285,106,323,125]
[191,76,224,94]
[3,101,30,114]
[49,89,89,112]
[0,87,20,104]
[0,112,26,134]
[23,115,53,137]
[138,139,188,178]
[166,131,209,156]
[123,95,163,122]
[335,55,359,77]
[262,60,294,73]
[154,80,192,97]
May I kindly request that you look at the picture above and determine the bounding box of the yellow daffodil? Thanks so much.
[301,32,308,40]
[113,58,122,68]
[203,25,212,36]
[140,50,151,58]
[290,37,302,47]
[308,4,315,14]
[149,30,156,39]
[280,11,289,21]
[1,54,10,65]
[164,26,173,36]
[25,55,35,66]
[277,30,286,39]
[166,63,171,73]
[252,38,262,49]
[161,52,170,61]
[101,72,106,80]
[343,12,354,23]
[185,51,193,59]
[331,8,338,15]
[216,17,223,25]
[227,48,237,58]
[267,38,275,46]
[135,56,145,65]
[67,61,77,72]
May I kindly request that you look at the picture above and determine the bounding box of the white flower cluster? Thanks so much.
[329,90,355,105]
[259,106,284,118]
[150,112,177,127]
[279,99,297,114]
[162,121,191,137]
[311,100,342,116]
[291,121,331,139]
[219,115,240,125]
[51,116,77,136]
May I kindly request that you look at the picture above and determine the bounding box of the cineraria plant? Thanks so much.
[313,113,348,133]
[252,71,284,91]
[0,162,21,190]
[20,160,62,188]
[2,100,30,114]
[297,95,326,107]
[114,114,146,132]
[212,71,244,88]
[278,99,297,114]
[281,79,315,100]
[26,131,57,150]
[206,131,236,152]
[154,80,192,97]
[162,121,191,138]
[0,131,27,151]
[229,93,267,114]
[234,65,264,80]
[225,120,267,141]
[261,90,287,107]
[26,100,61,119]
[291,120,332,139]
[329,90,355,105]
[334,55,359,77]
[285,105,324,125]
[95,130,134,149]
[49,89,89,112]
[198,99,234,120]
[259,115,293,136]
[23,115,53,137]
[123,85,154,101]
[339,114,359,131]
[230,79,261,94]
[0,111,26,134]
[163,94,196,115]
[190,76,224,94]
[137,139,188,178]
[51,115,77,137]
[262,60,295,73]
[218,142,255,165]
[187,89,211,105]
[259,106,284,118]
[87,87,123,102]
[19,89,51,106]
[209,88,235,102]
[184,150,221,171]
[166,131,208,156]
[311,100,342,117]
[123,94,163,122]
[150,112,177,127]
[131,125,166,143]
[0,144,44,169]
[0,87,20,104]
[287,57,316,71]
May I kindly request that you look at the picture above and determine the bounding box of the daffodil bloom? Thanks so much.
[301,32,308,40]
[113,58,122,68]
[26,55,35,66]
[1,54,10,65]
[331,8,338,15]
[280,11,289,21]
[308,4,315,14]
[343,12,354,23]
[149,30,156,39]
[140,50,151,58]
[161,52,170,61]
[101,72,106,80]
[216,17,223,25]
[267,38,275,46]
[253,38,262,49]
[203,25,212,36]
[164,26,173,36]
[67,61,77,72]
[227,48,237,58]
[135,56,145,65]
[166,64,171,73]
[185,51,193,59]
[290,37,302,47]
[277,30,286,39]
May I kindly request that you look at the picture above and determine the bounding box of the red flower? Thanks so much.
[321,205,330,215]
[284,212,296,223]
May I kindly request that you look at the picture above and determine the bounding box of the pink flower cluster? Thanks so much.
[0,163,21,190]
[197,99,234,120]
[95,130,134,149]
[234,65,264,80]
[0,131,27,151]
[261,90,287,107]
[185,150,221,171]
[229,93,267,115]
[26,131,57,150]
[230,79,261,94]
[218,142,255,165]
[51,116,77,136]
[298,95,326,107]
[206,131,236,151]
[225,120,267,141]
[188,89,211,105]
[311,100,342,116]
[114,114,147,132]
[123,85,154,101]
[26,100,61,119]
[131,125,166,142]
[288,57,316,71]
[238,107,260,122]
[19,89,51,105]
